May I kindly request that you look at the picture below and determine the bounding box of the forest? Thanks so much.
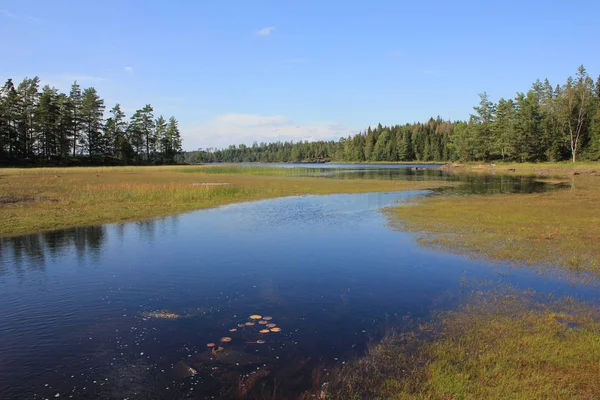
[0,78,183,165]
[185,66,600,164]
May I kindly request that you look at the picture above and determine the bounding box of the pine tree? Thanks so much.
[68,82,83,157]
[80,88,105,157]
[36,85,60,160]
[165,116,182,163]
[154,115,167,162]
[129,105,155,161]
[491,98,516,160]
[16,77,40,158]
[0,79,19,159]
[104,104,127,158]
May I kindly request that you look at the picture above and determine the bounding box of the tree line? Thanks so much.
[185,65,600,164]
[0,78,183,165]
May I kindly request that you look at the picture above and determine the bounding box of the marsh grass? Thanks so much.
[177,165,314,175]
[318,290,600,400]
[0,165,450,237]
[388,175,600,274]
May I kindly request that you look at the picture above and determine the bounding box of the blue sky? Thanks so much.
[1,0,599,150]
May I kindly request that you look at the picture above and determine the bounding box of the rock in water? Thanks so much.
[169,361,197,380]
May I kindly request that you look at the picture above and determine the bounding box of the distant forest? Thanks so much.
[185,66,600,164]
[0,78,183,165]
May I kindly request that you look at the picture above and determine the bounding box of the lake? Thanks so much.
[0,165,595,399]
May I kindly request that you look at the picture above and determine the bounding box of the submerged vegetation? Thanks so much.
[389,172,600,274]
[0,165,450,237]
[319,290,600,400]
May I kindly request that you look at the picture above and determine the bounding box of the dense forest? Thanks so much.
[0,78,183,165]
[185,66,600,164]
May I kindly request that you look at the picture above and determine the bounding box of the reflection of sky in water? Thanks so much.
[0,174,596,399]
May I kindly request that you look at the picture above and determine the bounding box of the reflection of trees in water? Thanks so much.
[0,216,180,277]
[0,226,107,276]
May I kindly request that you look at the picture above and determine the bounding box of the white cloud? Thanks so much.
[181,113,357,150]
[0,9,41,22]
[256,26,275,36]
[124,66,133,73]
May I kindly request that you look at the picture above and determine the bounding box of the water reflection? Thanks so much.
[0,226,104,275]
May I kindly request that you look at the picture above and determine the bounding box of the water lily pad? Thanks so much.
[229,328,237,332]
[220,337,232,342]
[266,323,277,328]
[259,329,270,334]
[256,340,265,344]
[259,321,268,325]
[270,328,281,332]
[206,343,216,348]
[245,322,255,326]
[250,315,262,320]
[263,316,273,321]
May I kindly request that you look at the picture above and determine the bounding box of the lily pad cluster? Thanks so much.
[206,314,283,349]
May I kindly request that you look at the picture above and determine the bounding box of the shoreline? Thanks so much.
[0,165,451,238]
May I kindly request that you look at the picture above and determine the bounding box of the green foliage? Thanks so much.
[0,77,183,165]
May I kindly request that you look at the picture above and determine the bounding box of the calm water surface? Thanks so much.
[0,166,595,399]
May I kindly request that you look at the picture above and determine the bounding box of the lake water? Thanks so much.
[0,165,595,399]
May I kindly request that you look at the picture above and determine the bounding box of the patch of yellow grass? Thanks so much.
[0,165,450,237]
[388,175,600,274]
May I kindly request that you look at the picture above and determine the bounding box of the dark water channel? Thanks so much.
[0,166,594,399]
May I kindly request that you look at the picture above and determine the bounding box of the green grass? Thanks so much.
[0,165,451,237]
[387,174,600,274]
[318,290,600,400]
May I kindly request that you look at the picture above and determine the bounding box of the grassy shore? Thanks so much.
[389,170,600,274]
[0,165,450,237]
[320,290,600,400]
[442,161,600,175]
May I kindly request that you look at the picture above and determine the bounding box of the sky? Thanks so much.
[1,0,599,151]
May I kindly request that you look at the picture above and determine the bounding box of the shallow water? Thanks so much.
[0,166,594,399]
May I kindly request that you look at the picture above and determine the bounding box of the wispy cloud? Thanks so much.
[182,113,357,150]
[124,66,133,73]
[256,26,275,36]
[0,9,41,22]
